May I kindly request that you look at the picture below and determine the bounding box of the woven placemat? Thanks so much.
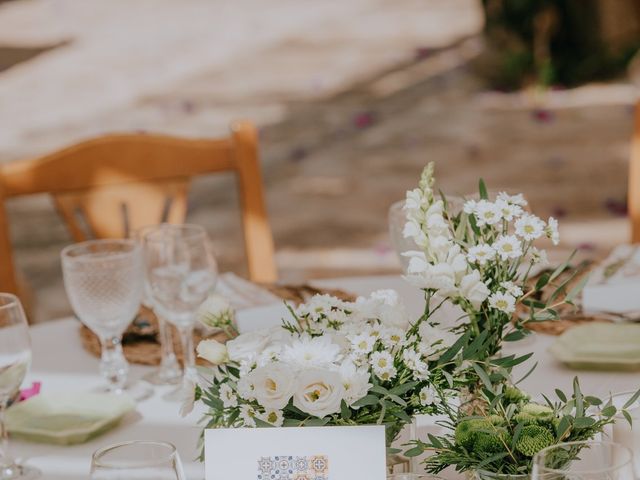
[79,284,356,366]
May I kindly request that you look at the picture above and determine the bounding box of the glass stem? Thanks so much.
[100,335,129,393]
[0,402,14,470]
[158,315,178,370]
[179,325,195,382]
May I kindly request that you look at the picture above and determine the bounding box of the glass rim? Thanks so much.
[61,238,140,262]
[611,390,640,415]
[533,440,633,475]
[0,292,20,311]
[142,223,207,244]
[91,440,178,470]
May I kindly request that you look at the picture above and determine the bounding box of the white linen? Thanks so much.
[14,275,640,479]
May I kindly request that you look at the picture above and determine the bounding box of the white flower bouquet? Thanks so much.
[402,162,579,360]
[194,290,459,449]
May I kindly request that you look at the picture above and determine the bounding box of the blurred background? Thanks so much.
[1,0,639,322]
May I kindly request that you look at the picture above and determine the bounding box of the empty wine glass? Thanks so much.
[0,293,40,479]
[90,440,185,479]
[143,224,217,395]
[532,441,635,480]
[133,226,181,386]
[61,239,151,401]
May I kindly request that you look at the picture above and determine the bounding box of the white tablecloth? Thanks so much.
[15,275,640,479]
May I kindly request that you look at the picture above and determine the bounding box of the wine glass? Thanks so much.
[0,293,40,479]
[133,226,181,386]
[532,441,635,480]
[61,239,151,401]
[90,440,185,479]
[142,224,217,395]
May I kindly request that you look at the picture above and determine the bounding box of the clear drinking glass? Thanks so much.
[133,226,181,386]
[90,440,185,479]
[532,441,635,480]
[610,391,640,478]
[61,239,151,400]
[143,224,217,394]
[0,294,40,479]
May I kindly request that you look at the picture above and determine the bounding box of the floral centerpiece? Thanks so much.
[400,162,638,477]
[407,381,638,478]
[191,290,461,451]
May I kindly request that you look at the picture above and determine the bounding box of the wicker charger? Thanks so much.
[79,284,356,366]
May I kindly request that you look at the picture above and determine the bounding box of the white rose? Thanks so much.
[196,339,228,365]
[293,368,346,418]
[247,363,296,410]
[459,270,490,308]
[197,294,235,329]
[226,330,270,363]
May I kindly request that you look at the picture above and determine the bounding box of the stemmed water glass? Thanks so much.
[0,293,40,479]
[133,226,181,386]
[532,441,635,480]
[142,224,218,396]
[90,440,185,479]
[61,239,151,401]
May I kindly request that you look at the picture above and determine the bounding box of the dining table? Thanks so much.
[14,275,640,480]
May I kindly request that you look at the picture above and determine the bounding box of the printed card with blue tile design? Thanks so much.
[205,425,386,480]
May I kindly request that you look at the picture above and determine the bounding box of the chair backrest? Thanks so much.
[630,103,640,243]
[0,121,277,294]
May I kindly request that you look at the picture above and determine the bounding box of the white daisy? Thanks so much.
[463,199,478,214]
[375,366,397,382]
[495,199,523,221]
[239,404,258,427]
[474,200,503,226]
[259,409,284,427]
[467,244,496,266]
[350,333,376,355]
[370,351,394,371]
[380,327,404,348]
[281,335,341,368]
[515,215,545,241]
[488,292,516,314]
[529,246,548,265]
[500,281,523,298]
[419,386,438,406]
[492,235,523,260]
[220,383,238,408]
[545,217,560,245]
[497,191,528,207]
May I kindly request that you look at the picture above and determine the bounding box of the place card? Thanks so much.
[204,425,387,480]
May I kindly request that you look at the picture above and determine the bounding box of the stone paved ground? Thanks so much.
[0,0,636,322]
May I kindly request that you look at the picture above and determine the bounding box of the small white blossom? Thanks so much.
[467,244,496,266]
[350,333,376,355]
[495,199,523,221]
[220,383,238,408]
[492,235,523,260]
[259,409,284,427]
[463,199,478,214]
[370,351,394,371]
[488,292,517,314]
[419,386,438,406]
[515,215,545,241]
[239,404,258,427]
[458,270,491,308]
[474,200,503,226]
[375,366,397,382]
[498,192,528,207]
[500,281,523,298]
[529,246,549,265]
[545,217,560,245]
[380,327,404,348]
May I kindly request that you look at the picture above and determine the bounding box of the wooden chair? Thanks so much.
[630,103,640,243]
[0,121,277,295]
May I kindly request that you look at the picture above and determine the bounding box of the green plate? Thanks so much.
[549,323,640,371]
[6,392,135,445]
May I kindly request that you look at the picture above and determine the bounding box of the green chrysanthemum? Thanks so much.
[503,386,530,405]
[475,428,510,454]
[515,425,555,457]
[514,403,555,427]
